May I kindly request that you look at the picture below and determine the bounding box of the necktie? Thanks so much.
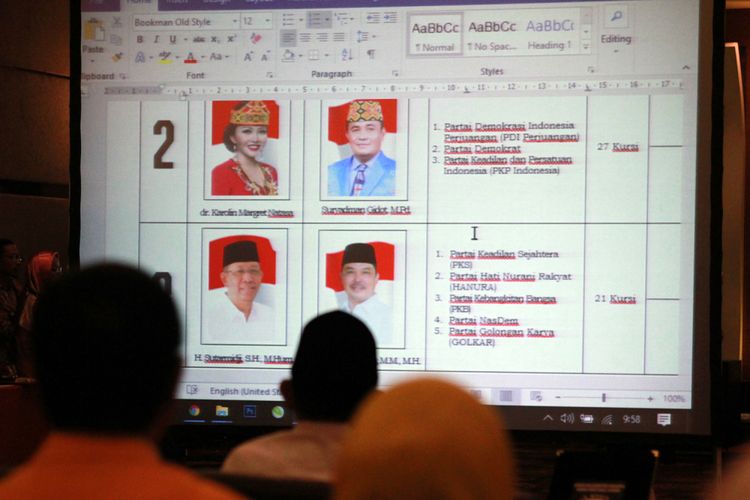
[350,164,367,196]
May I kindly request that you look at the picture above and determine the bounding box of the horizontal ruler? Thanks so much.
[95,78,685,97]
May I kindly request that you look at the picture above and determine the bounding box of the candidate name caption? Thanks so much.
[321,205,411,216]
[200,208,295,219]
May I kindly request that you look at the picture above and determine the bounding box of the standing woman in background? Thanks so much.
[212,100,279,196]
[17,251,61,378]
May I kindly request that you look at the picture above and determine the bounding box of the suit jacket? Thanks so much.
[327,151,396,197]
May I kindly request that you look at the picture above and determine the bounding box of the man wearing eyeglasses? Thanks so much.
[204,240,276,345]
[0,239,23,381]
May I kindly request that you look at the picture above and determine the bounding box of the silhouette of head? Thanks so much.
[289,311,378,422]
[33,264,180,433]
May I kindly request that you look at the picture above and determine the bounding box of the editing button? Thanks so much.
[604,5,629,28]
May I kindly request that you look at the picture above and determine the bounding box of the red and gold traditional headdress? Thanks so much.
[230,101,270,126]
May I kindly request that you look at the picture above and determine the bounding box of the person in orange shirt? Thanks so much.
[0,264,244,500]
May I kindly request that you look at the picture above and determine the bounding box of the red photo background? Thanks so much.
[327,99,398,146]
[325,241,395,292]
[208,235,277,290]
[211,100,280,145]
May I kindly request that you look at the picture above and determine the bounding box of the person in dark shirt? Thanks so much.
[0,239,23,381]
[222,311,378,482]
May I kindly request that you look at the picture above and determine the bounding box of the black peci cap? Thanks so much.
[341,243,376,268]
[223,240,259,267]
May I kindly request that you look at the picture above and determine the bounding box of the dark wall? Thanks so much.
[0,0,71,269]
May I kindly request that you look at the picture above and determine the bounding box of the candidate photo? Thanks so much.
[324,242,398,348]
[209,100,280,197]
[326,99,398,198]
[203,236,279,345]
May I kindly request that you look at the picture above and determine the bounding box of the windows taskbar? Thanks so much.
[173,398,695,434]
[173,399,294,426]
[499,406,696,434]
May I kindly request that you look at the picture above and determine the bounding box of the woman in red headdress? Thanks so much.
[17,251,61,377]
[212,100,278,196]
